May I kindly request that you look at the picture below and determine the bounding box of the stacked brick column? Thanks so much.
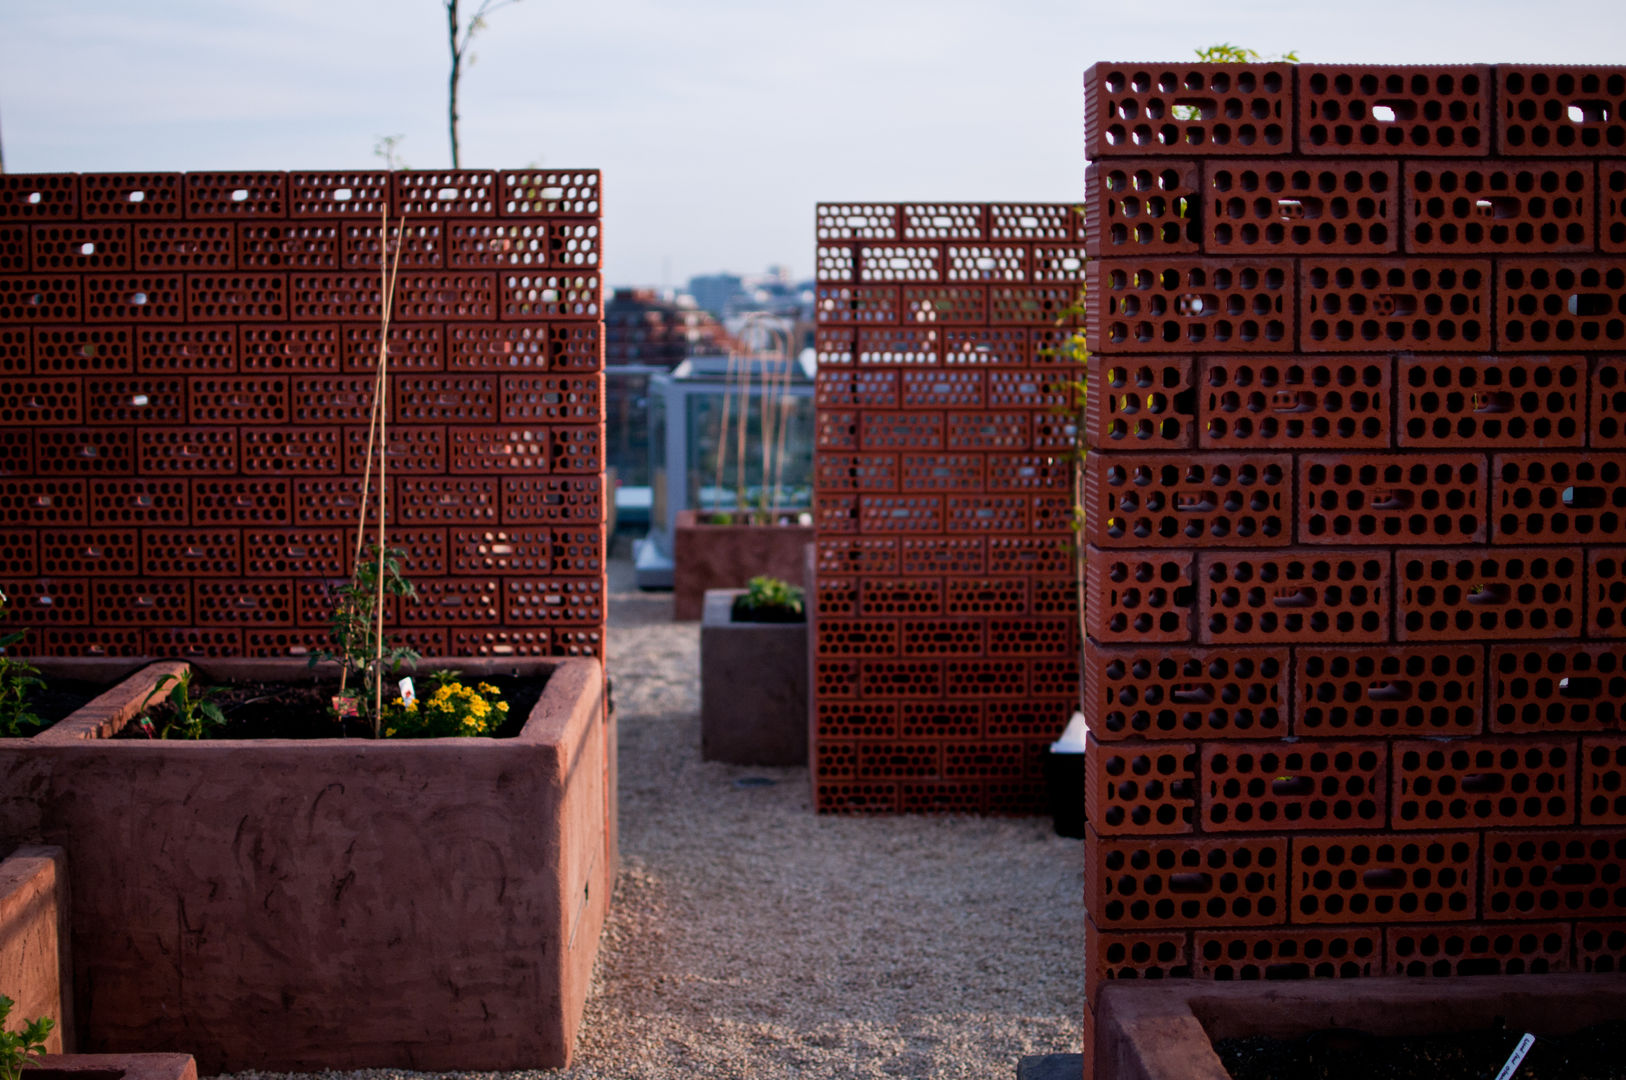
[0,169,605,660]
[811,203,1087,813]
[1081,61,1626,1069]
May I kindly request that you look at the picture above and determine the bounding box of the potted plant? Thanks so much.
[700,575,808,765]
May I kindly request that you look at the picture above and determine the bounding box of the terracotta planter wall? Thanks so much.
[0,657,612,1073]
[1079,61,1626,1074]
[808,202,1086,813]
[0,169,605,662]
[0,845,72,1053]
[672,510,814,620]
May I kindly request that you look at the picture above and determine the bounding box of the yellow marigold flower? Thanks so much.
[497,701,509,712]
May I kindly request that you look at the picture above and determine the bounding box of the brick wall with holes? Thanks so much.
[810,203,1087,814]
[1080,61,1626,1072]
[0,169,606,661]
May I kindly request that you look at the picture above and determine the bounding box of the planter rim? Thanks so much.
[20,656,602,750]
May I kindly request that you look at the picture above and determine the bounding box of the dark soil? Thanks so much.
[1217,1020,1626,1080]
[27,678,108,729]
[730,598,805,624]
[113,671,545,741]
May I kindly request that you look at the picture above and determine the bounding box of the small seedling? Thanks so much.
[731,575,805,623]
[138,669,227,741]
[0,994,54,1080]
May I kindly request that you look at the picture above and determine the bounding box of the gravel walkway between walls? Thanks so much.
[214,556,1084,1080]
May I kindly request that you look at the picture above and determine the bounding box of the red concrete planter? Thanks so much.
[29,1054,197,1080]
[672,509,814,620]
[1092,974,1626,1080]
[0,657,613,1074]
[0,845,72,1053]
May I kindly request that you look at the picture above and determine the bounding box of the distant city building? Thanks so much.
[604,288,736,369]
[686,273,744,318]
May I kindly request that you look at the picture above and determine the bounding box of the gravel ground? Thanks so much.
[215,555,1084,1080]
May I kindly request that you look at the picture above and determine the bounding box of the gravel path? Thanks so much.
[216,556,1084,1080]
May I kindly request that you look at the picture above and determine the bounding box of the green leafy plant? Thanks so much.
[383,671,509,738]
[0,994,55,1080]
[316,545,419,735]
[731,575,805,623]
[137,669,227,740]
[1194,43,1300,63]
[0,590,45,738]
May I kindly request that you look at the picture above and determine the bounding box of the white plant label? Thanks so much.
[399,677,416,706]
[1492,1033,1535,1080]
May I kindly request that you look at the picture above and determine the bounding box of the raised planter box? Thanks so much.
[700,589,808,766]
[0,845,72,1053]
[1092,974,1626,1080]
[0,656,613,1074]
[672,509,814,620]
[30,1053,197,1080]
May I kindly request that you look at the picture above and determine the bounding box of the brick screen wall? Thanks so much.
[810,203,1087,814]
[1081,61,1626,1072]
[0,169,605,661]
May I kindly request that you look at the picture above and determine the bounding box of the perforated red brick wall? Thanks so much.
[0,169,605,660]
[811,203,1086,814]
[1082,61,1626,1048]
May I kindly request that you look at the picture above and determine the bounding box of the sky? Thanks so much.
[3,0,1626,288]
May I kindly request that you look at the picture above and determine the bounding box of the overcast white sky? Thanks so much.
[3,0,1625,287]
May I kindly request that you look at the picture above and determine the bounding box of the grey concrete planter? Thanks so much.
[0,656,613,1074]
[700,589,808,765]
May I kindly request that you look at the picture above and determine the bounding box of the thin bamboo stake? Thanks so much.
[735,337,750,517]
[713,342,738,516]
[372,216,407,735]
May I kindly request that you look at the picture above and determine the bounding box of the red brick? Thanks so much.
[1298,452,1486,545]
[1398,354,1585,448]
[1490,642,1626,733]
[1291,832,1478,924]
[1404,160,1594,253]
[1088,256,1293,354]
[1203,160,1399,253]
[1087,827,1288,929]
[1397,546,1583,641]
[1086,734,1198,834]
[1393,737,1577,829]
[1083,63,1293,159]
[1205,741,1386,832]
[1087,451,1291,548]
[1195,927,1381,980]
[1199,549,1389,644]
[1296,644,1483,736]
[1301,257,1490,352]
[1497,66,1626,155]
[1084,641,1287,741]
[1484,828,1626,919]
[1387,923,1570,977]
[1299,65,1491,155]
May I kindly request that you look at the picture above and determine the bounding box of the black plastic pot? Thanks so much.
[1044,748,1087,838]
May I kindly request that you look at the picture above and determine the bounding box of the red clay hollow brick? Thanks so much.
[1085,547,1195,644]
[1085,160,1201,258]
[1397,546,1583,641]
[1086,451,1290,548]
[1082,642,1288,741]
[1084,355,1196,450]
[1085,735,1198,834]
[1387,923,1570,977]
[1393,737,1576,830]
[1298,452,1486,546]
[1299,65,1491,155]
[1498,258,1626,350]
[1088,257,1293,354]
[1291,832,1479,924]
[1497,66,1626,155]
[1083,63,1293,159]
[1197,355,1391,450]
[1490,642,1626,734]
[1484,828,1626,920]
[1202,160,1398,254]
[1580,737,1626,825]
[1491,453,1626,545]
[1198,549,1390,645]
[1398,354,1585,448]
[1194,927,1382,981]
[1296,644,1483,737]
[1086,827,1288,929]
[1086,918,1191,1004]
[1404,160,1594,253]
[1301,257,1490,352]
[1204,741,1386,833]
[1590,548,1626,639]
